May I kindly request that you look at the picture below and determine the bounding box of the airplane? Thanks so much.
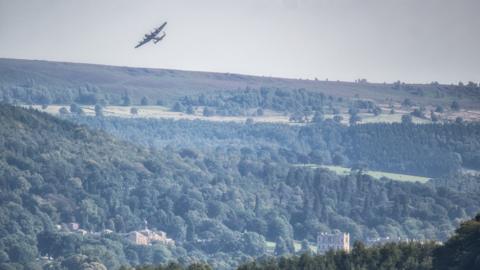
[135,22,167,49]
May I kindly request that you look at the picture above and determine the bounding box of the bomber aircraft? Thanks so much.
[135,22,167,49]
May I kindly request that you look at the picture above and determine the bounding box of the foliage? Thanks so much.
[1,105,480,269]
[237,214,480,270]
[173,88,333,116]
[70,115,480,177]
[238,241,436,270]
[433,214,480,270]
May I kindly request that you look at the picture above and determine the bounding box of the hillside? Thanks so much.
[67,115,480,178]
[1,58,480,109]
[2,104,480,269]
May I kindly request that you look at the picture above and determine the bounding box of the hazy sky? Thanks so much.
[1,0,479,83]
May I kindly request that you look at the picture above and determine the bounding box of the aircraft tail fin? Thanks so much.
[154,33,166,44]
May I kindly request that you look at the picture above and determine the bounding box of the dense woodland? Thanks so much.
[1,105,480,269]
[172,88,341,117]
[69,115,480,177]
[234,214,480,270]
[135,214,480,270]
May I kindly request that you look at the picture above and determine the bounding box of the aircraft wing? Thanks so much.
[152,22,167,36]
[135,36,153,48]
[135,22,167,48]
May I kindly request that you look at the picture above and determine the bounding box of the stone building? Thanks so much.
[127,231,149,245]
[317,230,350,254]
[126,229,175,246]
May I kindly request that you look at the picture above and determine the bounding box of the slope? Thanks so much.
[1,58,479,109]
[1,105,480,269]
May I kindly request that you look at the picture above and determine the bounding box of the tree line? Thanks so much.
[1,105,480,269]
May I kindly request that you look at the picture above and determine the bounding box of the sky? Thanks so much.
[1,0,479,84]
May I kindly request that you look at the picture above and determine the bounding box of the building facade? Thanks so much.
[126,229,175,246]
[317,230,350,254]
[127,231,149,245]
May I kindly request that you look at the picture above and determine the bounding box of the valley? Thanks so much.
[1,60,480,270]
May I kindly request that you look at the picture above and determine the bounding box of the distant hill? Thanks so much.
[1,58,479,108]
[2,104,480,269]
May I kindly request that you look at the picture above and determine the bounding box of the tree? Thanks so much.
[289,112,305,123]
[435,105,444,113]
[411,108,425,118]
[466,81,478,89]
[2,94,11,104]
[312,111,324,123]
[99,99,108,107]
[62,254,107,270]
[332,154,346,165]
[402,98,413,107]
[187,263,212,270]
[433,214,480,270]
[451,101,460,111]
[7,240,37,263]
[0,251,9,263]
[186,106,195,115]
[349,114,361,125]
[75,93,98,105]
[141,96,149,106]
[67,105,84,115]
[256,108,264,116]
[95,104,104,117]
[122,94,131,106]
[348,108,361,125]
[59,107,69,114]
[274,237,289,256]
[242,232,266,256]
[203,107,214,117]
[172,102,184,112]
[299,240,310,254]
[401,114,413,124]
[333,115,343,123]
[352,161,368,173]
[392,81,402,89]
[372,107,382,116]
[70,103,80,114]
[37,231,60,257]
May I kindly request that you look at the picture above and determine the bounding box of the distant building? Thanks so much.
[317,230,350,254]
[126,229,175,246]
[127,231,149,245]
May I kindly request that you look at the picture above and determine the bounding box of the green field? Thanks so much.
[359,112,432,124]
[295,164,431,184]
[30,105,293,124]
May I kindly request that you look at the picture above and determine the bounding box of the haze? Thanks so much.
[1,0,479,83]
